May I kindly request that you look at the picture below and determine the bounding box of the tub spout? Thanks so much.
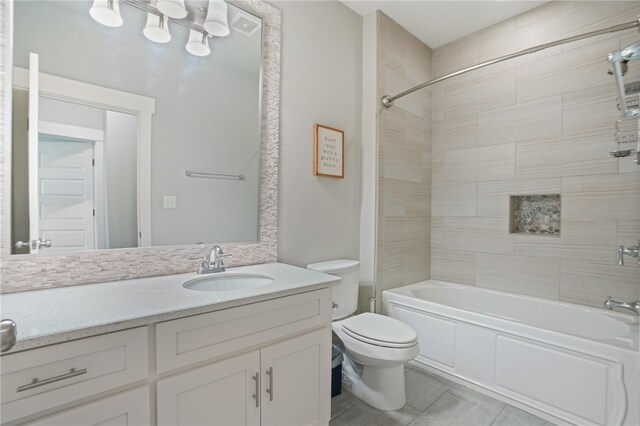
[604,297,640,315]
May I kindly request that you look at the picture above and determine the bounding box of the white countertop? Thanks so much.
[0,262,340,353]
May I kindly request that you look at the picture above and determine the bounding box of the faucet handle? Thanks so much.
[604,296,613,309]
[618,245,625,266]
[190,256,207,274]
[217,253,232,269]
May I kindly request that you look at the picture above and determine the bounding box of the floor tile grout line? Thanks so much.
[443,389,502,419]
[417,385,452,413]
[490,405,508,426]
[448,385,506,415]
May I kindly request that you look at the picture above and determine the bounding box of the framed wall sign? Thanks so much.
[313,124,344,178]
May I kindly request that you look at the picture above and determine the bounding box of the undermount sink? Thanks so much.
[183,273,275,292]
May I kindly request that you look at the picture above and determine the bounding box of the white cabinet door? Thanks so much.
[26,387,150,426]
[157,350,260,426]
[260,328,331,426]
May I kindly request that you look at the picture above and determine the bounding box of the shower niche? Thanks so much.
[509,194,560,236]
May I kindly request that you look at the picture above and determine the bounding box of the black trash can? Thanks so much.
[331,345,344,398]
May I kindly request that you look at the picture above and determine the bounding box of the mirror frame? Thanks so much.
[0,0,281,293]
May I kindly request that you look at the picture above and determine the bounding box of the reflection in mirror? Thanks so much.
[11,0,263,255]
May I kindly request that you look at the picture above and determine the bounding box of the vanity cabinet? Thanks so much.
[260,328,330,426]
[157,328,330,426]
[157,351,261,426]
[0,327,149,424]
[157,289,331,426]
[1,288,333,426]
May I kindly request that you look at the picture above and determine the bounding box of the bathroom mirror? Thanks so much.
[0,0,282,293]
[10,0,263,255]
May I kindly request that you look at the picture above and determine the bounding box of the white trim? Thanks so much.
[13,67,155,114]
[27,53,39,254]
[94,141,107,250]
[39,121,104,142]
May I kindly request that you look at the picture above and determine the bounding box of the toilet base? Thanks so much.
[350,363,406,411]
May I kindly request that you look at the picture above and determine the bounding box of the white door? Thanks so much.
[157,350,261,426]
[260,328,331,426]
[27,52,41,253]
[38,137,96,252]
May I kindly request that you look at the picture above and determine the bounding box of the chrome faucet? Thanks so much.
[604,297,640,315]
[195,245,230,274]
[617,241,640,265]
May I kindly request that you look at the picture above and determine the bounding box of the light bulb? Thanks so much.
[186,30,211,56]
[156,0,187,19]
[203,0,230,37]
[89,0,123,27]
[143,13,171,43]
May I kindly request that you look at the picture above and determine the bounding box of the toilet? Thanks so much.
[307,259,419,411]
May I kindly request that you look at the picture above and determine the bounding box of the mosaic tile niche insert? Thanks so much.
[509,194,561,236]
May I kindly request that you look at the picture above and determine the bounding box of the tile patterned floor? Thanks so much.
[330,366,556,426]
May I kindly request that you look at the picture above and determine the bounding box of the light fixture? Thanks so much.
[186,30,211,57]
[156,0,187,19]
[89,0,123,27]
[143,13,171,43]
[89,0,231,53]
[203,0,230,37]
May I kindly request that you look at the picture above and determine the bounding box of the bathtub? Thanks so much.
[383,280,639,426]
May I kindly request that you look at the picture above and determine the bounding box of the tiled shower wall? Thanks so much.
[376,12,432,312]
[430,1,640,307]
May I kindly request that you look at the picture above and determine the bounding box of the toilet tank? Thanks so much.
[307,259,360,320]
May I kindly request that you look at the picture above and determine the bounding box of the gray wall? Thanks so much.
[274,1,363,268]
[11,89,28,252]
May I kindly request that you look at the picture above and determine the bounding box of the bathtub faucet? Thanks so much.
[604,297,640,315]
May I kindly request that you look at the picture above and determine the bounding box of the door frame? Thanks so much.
[13,67,155,247]
[39,121,105,250]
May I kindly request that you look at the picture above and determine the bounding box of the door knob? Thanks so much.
[37,239,52,248]
[14,241,29,249]
[14,239,52,250]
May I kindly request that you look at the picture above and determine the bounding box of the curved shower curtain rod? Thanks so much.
[381,18,640,108]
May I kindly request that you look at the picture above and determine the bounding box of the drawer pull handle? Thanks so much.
[17,368,87,393]
[266,367,273,401]
[252,372,260,407]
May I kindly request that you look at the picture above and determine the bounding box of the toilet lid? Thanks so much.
[341,313,417,347]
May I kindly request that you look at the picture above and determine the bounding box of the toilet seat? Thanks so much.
[341,313,418,348]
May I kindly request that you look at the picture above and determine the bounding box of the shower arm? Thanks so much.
[381,18,640,108]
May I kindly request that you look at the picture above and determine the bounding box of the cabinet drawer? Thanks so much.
[156,288,331,373]
[1,327,148,423]
[26,386,150,426]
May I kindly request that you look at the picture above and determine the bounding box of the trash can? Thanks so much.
[331,345,344,398]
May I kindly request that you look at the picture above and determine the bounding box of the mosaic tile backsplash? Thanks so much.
[510,195,561,235]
